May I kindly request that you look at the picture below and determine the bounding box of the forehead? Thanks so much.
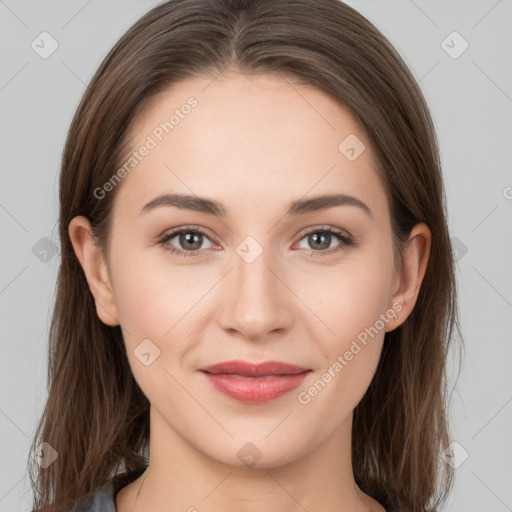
[113,72,388,222]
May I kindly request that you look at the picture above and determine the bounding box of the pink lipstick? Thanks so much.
[199,360,311,404]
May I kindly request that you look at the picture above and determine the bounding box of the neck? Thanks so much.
[118,406,381,512]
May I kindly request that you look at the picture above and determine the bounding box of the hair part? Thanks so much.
[29,1,462,510]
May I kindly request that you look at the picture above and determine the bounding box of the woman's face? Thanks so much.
[89,72,406,467]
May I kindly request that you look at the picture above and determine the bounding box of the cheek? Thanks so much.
[108,249,206,402]
[292,278,389,435]
[293,248,393,406]
[298,251,393,346]
[111,246,204,339]
[109,247,218,391]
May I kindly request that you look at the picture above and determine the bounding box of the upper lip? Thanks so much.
[199,360,310,377]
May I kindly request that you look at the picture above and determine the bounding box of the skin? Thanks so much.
[69,71,431,512]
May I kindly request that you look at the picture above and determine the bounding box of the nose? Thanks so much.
[218,242,294,342]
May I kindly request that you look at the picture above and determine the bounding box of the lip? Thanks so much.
[199,360,311,404]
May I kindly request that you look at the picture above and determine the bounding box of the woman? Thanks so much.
[29,1,461,511]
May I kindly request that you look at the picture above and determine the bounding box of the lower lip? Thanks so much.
[201,371,310,404]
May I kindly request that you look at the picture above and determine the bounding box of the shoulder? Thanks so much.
[72,481,116,512]
[72,465,148,512]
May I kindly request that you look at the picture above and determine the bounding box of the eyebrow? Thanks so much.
[139,192,373,218]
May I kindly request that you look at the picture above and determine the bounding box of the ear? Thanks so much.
[68,216,119,326]
[385,222,431,332]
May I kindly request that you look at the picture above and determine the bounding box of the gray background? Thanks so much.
[1,1,511,510]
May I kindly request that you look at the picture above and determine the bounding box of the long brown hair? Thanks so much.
[29,1,462,510]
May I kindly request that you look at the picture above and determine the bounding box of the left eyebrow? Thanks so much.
[288,193,373,218]
[139,192,373,218]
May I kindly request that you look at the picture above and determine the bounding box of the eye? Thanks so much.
[157,227,216,258]
[295,227,355,257]
[157,225,355,259]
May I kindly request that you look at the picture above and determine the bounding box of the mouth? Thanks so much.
[198,360,312,404]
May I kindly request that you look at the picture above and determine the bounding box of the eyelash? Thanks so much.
[156,226,355,259]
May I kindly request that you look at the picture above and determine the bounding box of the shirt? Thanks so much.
[73,465,148,512]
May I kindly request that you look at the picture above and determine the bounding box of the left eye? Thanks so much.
[296,230,347,252]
